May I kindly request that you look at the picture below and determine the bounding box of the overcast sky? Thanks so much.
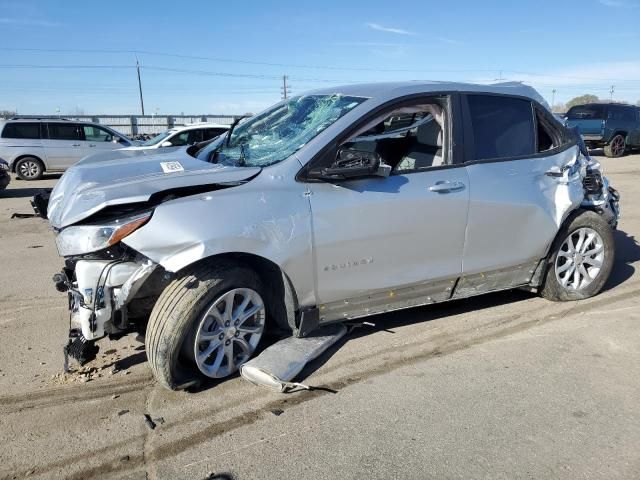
[0,0,639,115]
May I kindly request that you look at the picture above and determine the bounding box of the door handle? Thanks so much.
[428,180,465,193]
[71,143,81,147]
[89,144,96,147]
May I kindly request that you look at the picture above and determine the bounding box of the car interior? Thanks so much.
[341,101,447,173]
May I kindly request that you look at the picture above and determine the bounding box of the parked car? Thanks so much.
[0,118,134,180]
[43,82,620,390]
[565,103,640,157]
[122,123,229,151]
[0,159,10,190]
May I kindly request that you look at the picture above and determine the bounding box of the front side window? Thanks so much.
[209,94,367,167]
[339,100,448,172]
[1,122,40,139]
[83,125,113,142]
[466,95,535,160]
[47,123,81,141]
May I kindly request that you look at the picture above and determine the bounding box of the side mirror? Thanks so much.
[160,141,173,148]
[311,148,390,180]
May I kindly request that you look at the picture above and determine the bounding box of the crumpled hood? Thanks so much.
[48,151,260,229]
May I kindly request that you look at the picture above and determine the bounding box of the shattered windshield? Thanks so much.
[198,94,367,167]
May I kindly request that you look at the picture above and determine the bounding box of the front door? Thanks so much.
[80,124,122,155]
[305,96,469,320]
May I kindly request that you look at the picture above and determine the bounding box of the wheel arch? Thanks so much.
[174,252,299,334]
[12,154,46,173]
[607,130,628,144]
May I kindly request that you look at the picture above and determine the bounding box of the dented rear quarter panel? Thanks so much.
[122,156,317,306]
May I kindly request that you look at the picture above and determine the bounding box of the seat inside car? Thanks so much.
[394,117,443,172]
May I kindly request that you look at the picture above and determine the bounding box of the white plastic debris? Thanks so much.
[240,323,347,392]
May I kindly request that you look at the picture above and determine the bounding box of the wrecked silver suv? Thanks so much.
[44,82,620,390]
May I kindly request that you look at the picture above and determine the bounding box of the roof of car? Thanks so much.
[307,81,550,107]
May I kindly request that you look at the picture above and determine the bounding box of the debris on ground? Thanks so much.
[117,409,129,416]
[270,409,284,416]
[144,414,156,430]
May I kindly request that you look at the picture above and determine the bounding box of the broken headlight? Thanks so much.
[55,211,151,256]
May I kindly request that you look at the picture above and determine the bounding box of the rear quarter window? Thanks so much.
[466,95,535,160]
[1,122,41,139]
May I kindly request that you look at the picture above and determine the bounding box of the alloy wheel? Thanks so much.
[192,288,265,378]
[18,160,40,179]
[610,135,625,157]
[555,227,605,291]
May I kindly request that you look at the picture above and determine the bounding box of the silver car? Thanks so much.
[44,82,620,390]
[0,118,133,180]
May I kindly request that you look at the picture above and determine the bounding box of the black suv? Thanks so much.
[565,103,640,157]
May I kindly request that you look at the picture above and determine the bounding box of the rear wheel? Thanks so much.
[146,261,267,390]
[540,210,614,301]
[15,157,44,180]
[604,134,626,158]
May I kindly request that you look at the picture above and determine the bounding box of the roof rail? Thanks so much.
[8,116,70,121]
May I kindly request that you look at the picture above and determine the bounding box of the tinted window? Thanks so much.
[47,123,80,140]
[467,95,535,160]
[168,131,191,146]
[607,106,636,122]
[203,128,227,141]
[83,125,113,142]
[566,105,605,120]
[1,122,40,139]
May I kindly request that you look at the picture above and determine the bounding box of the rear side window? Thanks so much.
[1,122,40,139]
[566,105,605,120]
[466,95,535,160]
[47,123,81,140]
[608,106,636,122]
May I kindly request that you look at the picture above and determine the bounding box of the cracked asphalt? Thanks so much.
[0,153,639,480]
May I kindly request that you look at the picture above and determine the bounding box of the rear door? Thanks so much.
[43,122,85,170]
[458,94,583,296]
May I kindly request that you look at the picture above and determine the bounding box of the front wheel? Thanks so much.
[146,261,267,390]
[15,157,44,180]
[604,134,626,158]
[540,210,615,301]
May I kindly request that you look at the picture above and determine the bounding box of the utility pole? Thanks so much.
[551,89,556,109]
[281,75,291,100]
[136,57,145,115]
[609,85,615,103]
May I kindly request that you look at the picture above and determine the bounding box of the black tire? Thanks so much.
[540,210,615,302]
[604,134,626,158]
[146,260,266,390]
[15,157,44,180]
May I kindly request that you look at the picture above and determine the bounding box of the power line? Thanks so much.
[1,47,639,83]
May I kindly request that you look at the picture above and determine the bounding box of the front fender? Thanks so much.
[122,174,316,306]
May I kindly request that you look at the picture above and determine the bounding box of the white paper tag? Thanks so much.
[160,161,184,173]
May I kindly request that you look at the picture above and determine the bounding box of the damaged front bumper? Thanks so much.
[56,256,158,343]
